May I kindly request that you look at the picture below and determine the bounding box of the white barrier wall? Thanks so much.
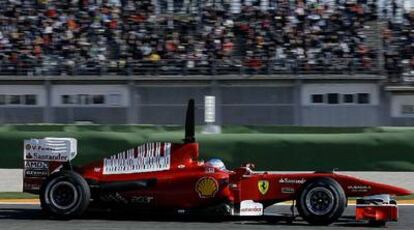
[301,83,380,106]
[0,85,46,107]
[301,83,381,126]
[51,85,130,107]
[0,169,22,192]
[391,95,414,118]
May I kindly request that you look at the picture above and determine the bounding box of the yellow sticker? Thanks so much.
[258,180,269,195]
[195,177,219,198]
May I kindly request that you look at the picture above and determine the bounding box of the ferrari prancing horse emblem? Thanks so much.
[258,180,269,195]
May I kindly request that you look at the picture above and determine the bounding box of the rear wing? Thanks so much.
[23,138,77,193]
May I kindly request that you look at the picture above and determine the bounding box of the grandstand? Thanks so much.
[0,0,413,126]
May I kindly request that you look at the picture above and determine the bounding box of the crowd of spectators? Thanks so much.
[0,0,237,75]
[0,0,389,76]
[236,0,378,72]
[383,9,414,81]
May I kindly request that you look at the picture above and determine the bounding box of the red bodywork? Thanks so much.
[356,205,398,222]
[69,142,411,210]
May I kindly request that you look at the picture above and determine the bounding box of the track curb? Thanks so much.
[0,199,40,204]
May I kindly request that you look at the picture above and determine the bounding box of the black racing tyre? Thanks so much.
[296,177,346,225]
[40,171,90,218]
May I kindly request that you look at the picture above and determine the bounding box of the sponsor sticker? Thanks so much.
[24,170,48,178]
[103,143,171,175]
[100,193,129,204]
[278,178,306,184]
[23,138,77,162]
[239,200,264,216]
[347,185,371,192]
[25,152,68,161]
[281,187,295,194]
[240,207,263,212]
[24,161,49,178]
[23,182,41,191]
[25,152,33,159]
[195,177,219,198]
[205,167,215,173]
[258,180,269,195]
[25,161,48,170]
[131,196,154,204]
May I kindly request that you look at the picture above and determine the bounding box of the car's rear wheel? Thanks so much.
[40,171,90,218]
[296,177,346,225]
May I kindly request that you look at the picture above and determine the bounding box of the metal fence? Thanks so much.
[0,58,381,76]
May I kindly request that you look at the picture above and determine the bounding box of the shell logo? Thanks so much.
[195,177,219,198]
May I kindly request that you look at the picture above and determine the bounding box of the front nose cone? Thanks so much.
[374,182,412,196]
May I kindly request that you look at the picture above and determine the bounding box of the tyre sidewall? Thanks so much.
[40,171,90,218]
[297,177,346,225]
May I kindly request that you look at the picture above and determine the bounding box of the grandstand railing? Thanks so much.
[0,58,381,76]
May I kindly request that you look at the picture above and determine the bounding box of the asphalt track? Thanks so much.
[0,204,413,229]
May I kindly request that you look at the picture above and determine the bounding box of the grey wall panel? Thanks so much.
[135,86,210,124]
[54,108,128,123]
[221,87,294,104]
[391,118,414,126]
[135,86,295,125]
[0,108,43,123]
[222,105,294,125]
[302,106,380,126]
[136,87,211,105]
[138,105,204,125]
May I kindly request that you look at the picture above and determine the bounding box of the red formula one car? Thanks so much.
[23,100,412,225]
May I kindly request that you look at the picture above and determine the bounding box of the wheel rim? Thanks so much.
[49,181,78,210]
[305,187,335,216]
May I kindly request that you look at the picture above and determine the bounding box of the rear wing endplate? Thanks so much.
[23,138,77,193]
[24,138,77,162]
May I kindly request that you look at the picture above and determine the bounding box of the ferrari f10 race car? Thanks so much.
[23,100,412,226]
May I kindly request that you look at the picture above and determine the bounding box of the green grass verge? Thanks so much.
[1,125,414,171]
[0,192,38,199]
[397,194,414,200]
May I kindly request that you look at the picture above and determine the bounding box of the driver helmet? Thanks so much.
[206,158,226,170]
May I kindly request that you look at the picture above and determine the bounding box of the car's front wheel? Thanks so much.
[40,171,90,218]
[296,177,346,225]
